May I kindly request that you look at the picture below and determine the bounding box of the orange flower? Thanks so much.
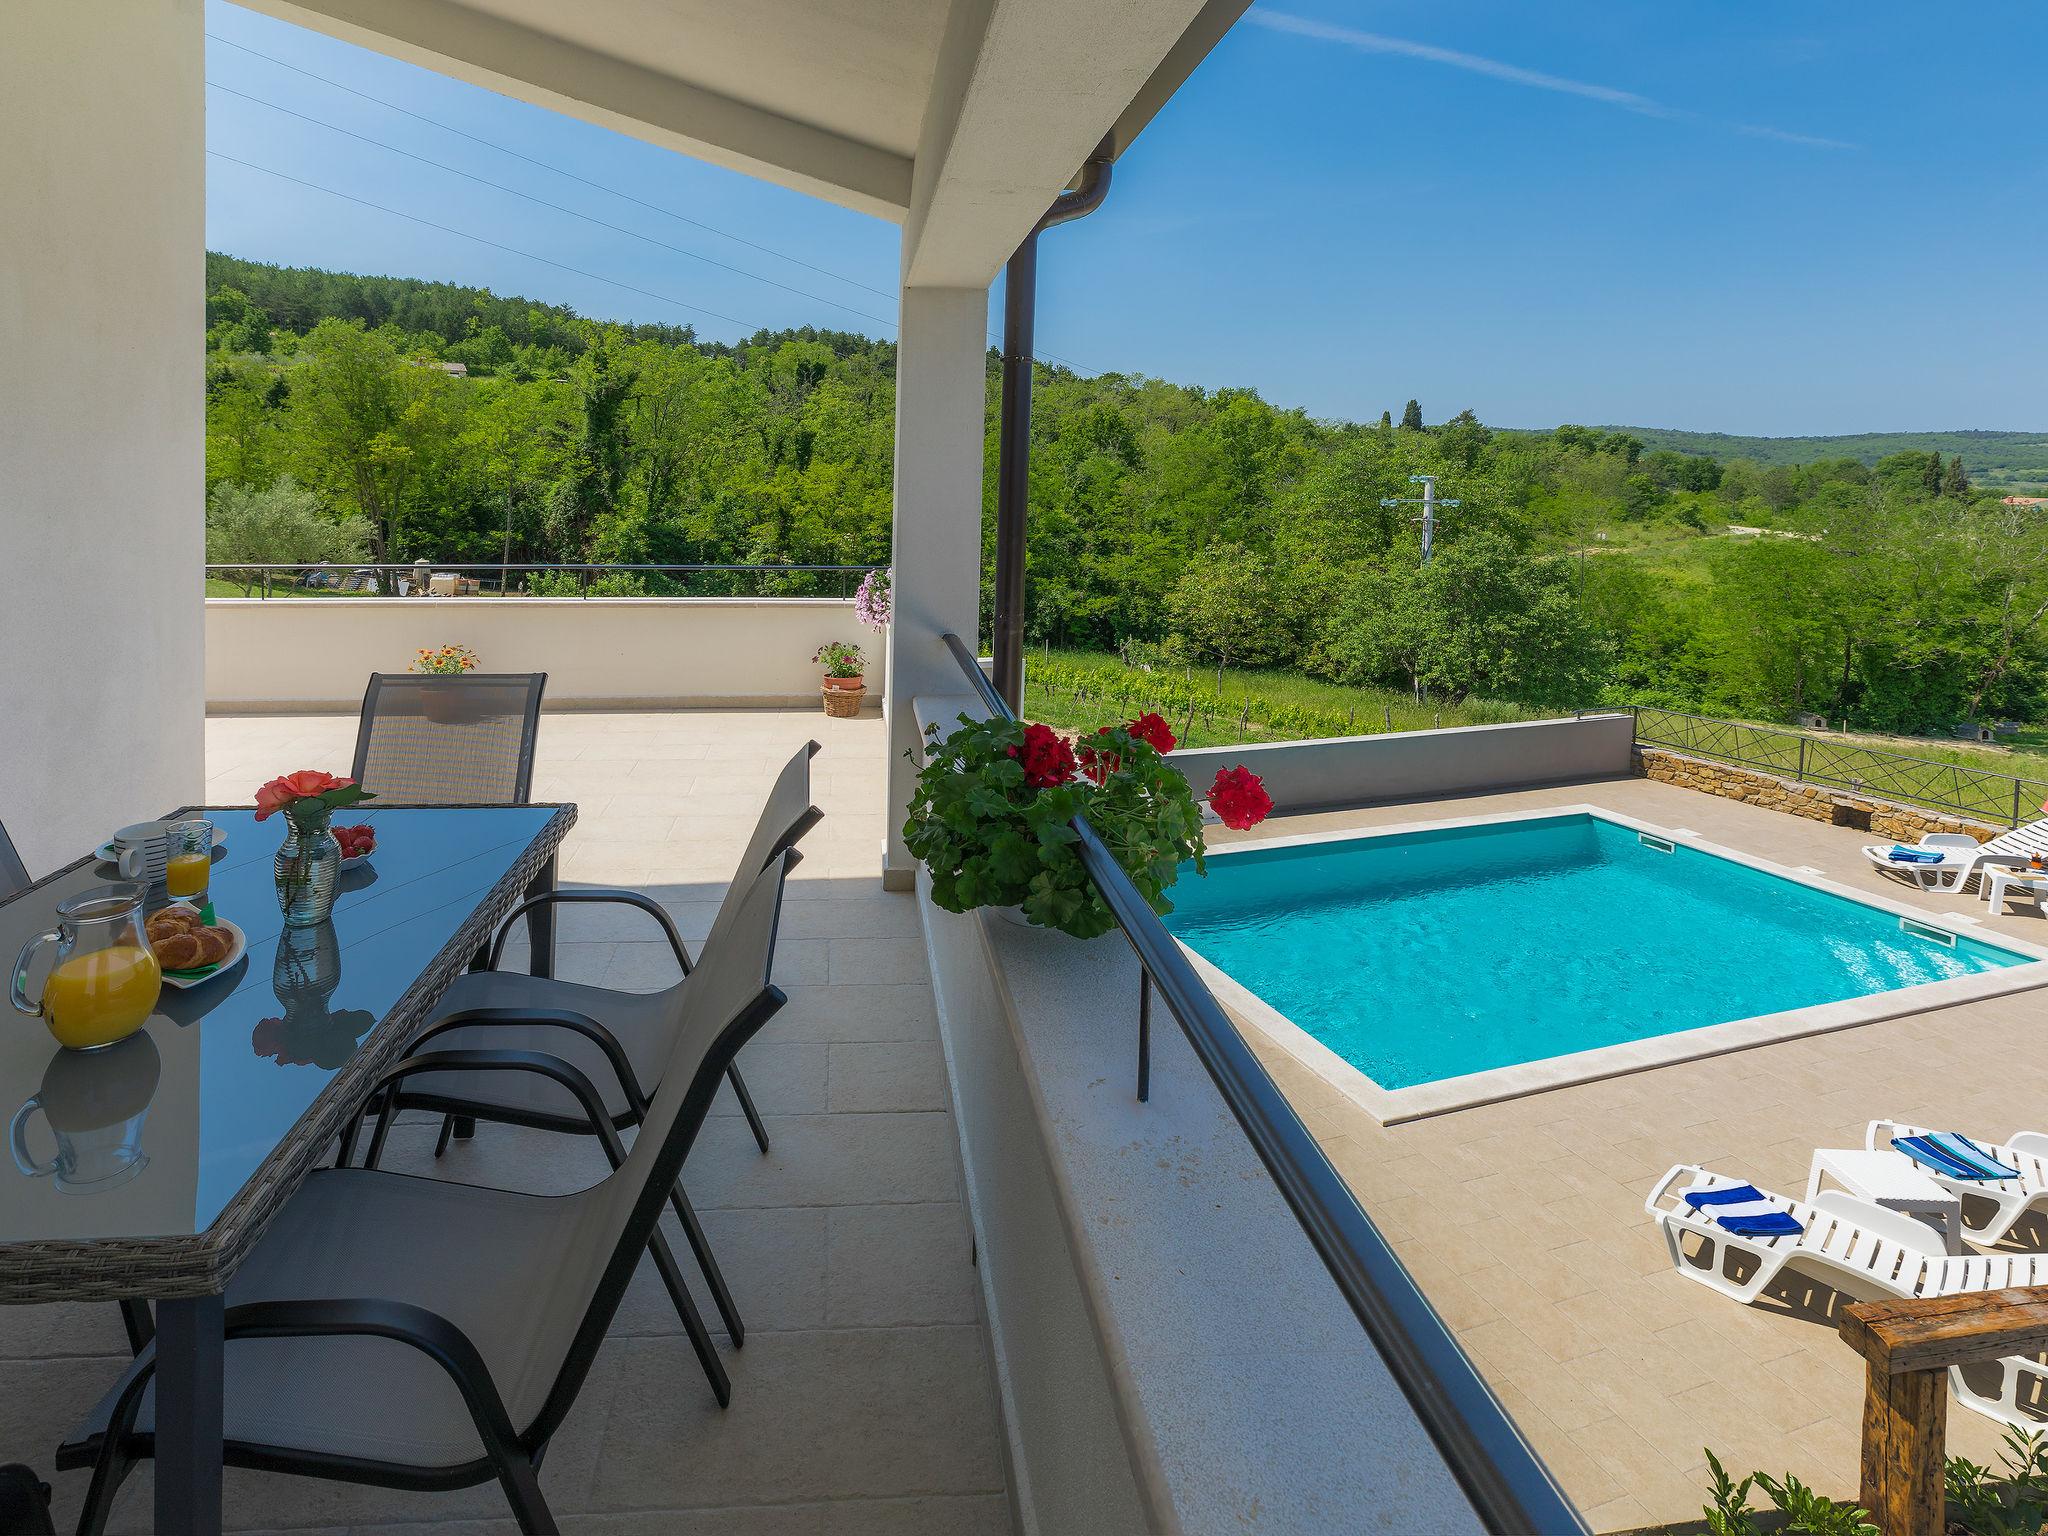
[254,769,356,820]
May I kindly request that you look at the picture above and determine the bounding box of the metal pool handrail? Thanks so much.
[936,632,1587,1535]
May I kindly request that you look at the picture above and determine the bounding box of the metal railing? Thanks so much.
[1633,706,2048,828]
[204,562,883,600]
[937,633,1586,1535]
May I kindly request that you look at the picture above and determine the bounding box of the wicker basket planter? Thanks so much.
[822,680,866,718]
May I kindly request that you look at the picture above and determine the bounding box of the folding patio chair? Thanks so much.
[348,741,822,1350]
[59,852,796,1535]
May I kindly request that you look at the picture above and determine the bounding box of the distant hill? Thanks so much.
[1594,426,2048,488]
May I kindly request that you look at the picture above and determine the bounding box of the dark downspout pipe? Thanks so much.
[992,137,1114,712]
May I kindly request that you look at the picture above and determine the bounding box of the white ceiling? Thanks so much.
[461,0,952,160]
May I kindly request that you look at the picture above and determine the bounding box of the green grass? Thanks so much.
[205,578,352,598]
[1020,648,1554,750]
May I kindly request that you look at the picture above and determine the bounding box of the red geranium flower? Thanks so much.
[1126,712,1178,755]
[1206,766,1273,831]
[1009,722,1077,789]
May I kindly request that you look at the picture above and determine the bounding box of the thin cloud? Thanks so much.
[1247,9,1856,150]
[1733,122,1859,151]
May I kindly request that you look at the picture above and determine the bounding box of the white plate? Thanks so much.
[340,852,372,871]
[156,913,247,990]
[96,825,227,868]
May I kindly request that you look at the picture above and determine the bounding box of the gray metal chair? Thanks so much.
[350,673,548,806]
[58,850,797,1536]
[0,819,31,902]
[353,743,822,1350]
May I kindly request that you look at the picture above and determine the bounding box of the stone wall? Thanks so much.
[1633,747,2002,842]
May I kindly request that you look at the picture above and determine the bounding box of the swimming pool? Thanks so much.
[1165,808,2047,1119]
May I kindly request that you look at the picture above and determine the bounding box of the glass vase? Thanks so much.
[274,804,341,928]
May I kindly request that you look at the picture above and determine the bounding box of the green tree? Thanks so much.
[205,477,369,594]
[1400,398,1423,431]
[283,318,458,557]
[1320,532,1606,707]
[1164,543,1293,686]
[1941,453,1969,497]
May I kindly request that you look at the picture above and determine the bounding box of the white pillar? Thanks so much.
[883,285,988,887]
[0,0,206,872]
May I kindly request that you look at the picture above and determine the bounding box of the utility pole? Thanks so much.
[1380,474,1460,565]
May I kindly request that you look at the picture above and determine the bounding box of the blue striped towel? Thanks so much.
[1680,1183,1804,1237]
[1892,1132,2021,1181]
[1887,846,1949,865]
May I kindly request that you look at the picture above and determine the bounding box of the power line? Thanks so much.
[204,29,1101,376]
[208,80,904,335]
[205,32,898,304]
[207,150,773,334]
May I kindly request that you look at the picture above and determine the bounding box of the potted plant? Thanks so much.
[815,640,867,718]
[410,642,480,722]
[903,711,1271,938]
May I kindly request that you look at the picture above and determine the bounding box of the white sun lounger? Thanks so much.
[1648,1164,2048,1430]
[1868,1120,2048,1248]
[1644,1164,2018,1305]
[1861,817,2048,893]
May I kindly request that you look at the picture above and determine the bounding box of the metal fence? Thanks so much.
[204,562,883,600]
[1633,706,2048,828]
[939,633,1587,1534]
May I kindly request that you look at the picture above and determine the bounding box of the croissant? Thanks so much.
[153,931,204,969]
[145,907,201,943]
[191,926,232,966]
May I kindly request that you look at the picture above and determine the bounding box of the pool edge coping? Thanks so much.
[1178,803,2048,1126]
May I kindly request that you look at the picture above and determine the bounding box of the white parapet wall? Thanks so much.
[205,597,881,711]
[912,696,1482,1536]
[1170,712,1636,811]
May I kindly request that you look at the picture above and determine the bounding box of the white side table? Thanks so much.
[1984,866,2048,913]
[1807,1148,1965,1255]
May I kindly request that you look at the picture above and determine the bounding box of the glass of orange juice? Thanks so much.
[11,885,162,1050]
[164,819,213,906]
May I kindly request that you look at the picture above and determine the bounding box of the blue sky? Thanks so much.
[206,1,2046,436]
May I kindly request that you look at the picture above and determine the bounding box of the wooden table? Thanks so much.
[0,803,573,1533]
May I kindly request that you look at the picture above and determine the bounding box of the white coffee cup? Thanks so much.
[111,821,171,884]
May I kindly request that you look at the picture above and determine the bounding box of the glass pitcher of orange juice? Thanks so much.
[11,885,162,1051]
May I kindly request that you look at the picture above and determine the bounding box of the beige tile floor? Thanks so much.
[1210,777,2048,1533]
[0,708,1008,1535]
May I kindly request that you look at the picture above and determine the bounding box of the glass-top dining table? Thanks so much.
[0,801,575,1533]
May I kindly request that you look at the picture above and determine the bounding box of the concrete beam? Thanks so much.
[236,0,914,219]
[901,0,1227,288]
[883,286,989,884]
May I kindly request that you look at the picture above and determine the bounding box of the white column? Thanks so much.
[0,0,206,872]
[883,285,988,887]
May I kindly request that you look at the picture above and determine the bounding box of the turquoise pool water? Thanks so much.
[1163,814,2031,1090]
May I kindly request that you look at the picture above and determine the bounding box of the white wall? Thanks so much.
[883,286,988,885]
[912,704,1485,1535]
[0,0,205,875]
[205,598,879,710]
[1171,713,1638,811]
